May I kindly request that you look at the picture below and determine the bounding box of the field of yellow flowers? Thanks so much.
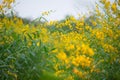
[0,0,120,80]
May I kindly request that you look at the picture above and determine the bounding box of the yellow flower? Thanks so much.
[73,68,84,78]
[28,41,32,47]
[55,70,64,76]
[22,25,29,33]
[103,44,118,53]
[105,1,110,9]
[72,60,79,67]
[66,44,75,51]
[81,44,87,54]
[85,26,90,30]
[111,3,117,12]
[51,49,58,53]
[54,63,59,70]
[65,76,74,80]
[100,0,106,3]
[57,52,67,61]
[37,42,40,46]
[88,48,94,56]
[96,31,104,40]
[92,21,97,26]
[0,5,3,10]
[72,55,92,67]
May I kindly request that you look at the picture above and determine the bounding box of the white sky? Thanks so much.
[13,0,98,21]
[1,0,98,21]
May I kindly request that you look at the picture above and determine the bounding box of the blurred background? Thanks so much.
[1,0,97,21]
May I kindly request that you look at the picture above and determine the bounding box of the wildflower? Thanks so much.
[28,41,32,47]
[92,21,97,26]
[96,31,104,40]
[0,5,3,10]
[73,68,84,78]
[65,76,74,80]
[72,59,79,67]
[85,26,90,30]
[51,49,58,53]
[100,0,106,3]
[66,44,75,51]
[103,44,118,53]
[37,42,40,46]
[55,70,64,76]
[105,1,110,9]
[57,51,67,61]
[88,48,94,56]
[111,3,117,12]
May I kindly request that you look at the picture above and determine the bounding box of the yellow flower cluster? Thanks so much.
[73,68,88,79]
[0,0,120,80]
[0,0,15,13]
[72,55,92,67]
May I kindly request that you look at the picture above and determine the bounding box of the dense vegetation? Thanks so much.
[0,0,120,80]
